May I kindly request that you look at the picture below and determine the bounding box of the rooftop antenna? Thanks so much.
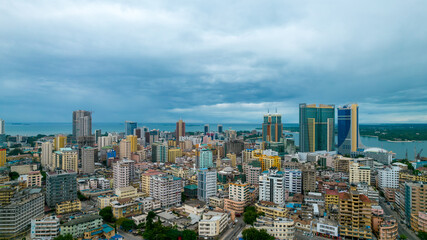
[268,108,269,113]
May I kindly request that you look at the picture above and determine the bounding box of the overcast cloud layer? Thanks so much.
[1,0,427,123]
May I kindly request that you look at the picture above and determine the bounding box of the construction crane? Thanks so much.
[416,149,423,160]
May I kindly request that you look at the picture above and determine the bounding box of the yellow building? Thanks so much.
[52,149,78,172]
[127,135,138,153]
[53,135,67,151]
[170,166,189,179]
[339,191,372,239]
[255,201,289,219]
[259,155,281,171]
[168,140,177,147]
[97,195,118,209]
[227,153,237,167]
[140,170,163,195]
[168,148,183,163]
[115,186,137,199]
[325,189,339,208]
[111,198,143,218]
[0,175,9,184]
[0,149,6,167]
[0,187,14,206]
[56,200,82,214]
[399,172,427,182]
[334,156,351,172]
[349,162,371,185]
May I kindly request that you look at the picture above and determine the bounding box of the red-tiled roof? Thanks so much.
[359,194,371,203]
[339,192,350,200]
[325,189,339,195]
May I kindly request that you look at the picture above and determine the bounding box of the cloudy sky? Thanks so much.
[1,0,427,123]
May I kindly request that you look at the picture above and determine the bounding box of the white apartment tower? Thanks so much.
[378,166,400,189]
[113,159,135,189]
[150,174,182,207]
[41,141,53,170]
[198,169,217,202]
[259,169,286,205]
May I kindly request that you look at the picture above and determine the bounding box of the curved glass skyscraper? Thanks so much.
[337,103,364,155]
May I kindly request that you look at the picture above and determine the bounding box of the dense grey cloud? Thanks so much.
[1,0,427,123]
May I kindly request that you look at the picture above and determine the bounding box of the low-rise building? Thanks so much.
[255,201,288,219]
[315,218,339,238]
[31,215,60,240]
[412,211,427,232]
[56,200,82,215]
[115,186,138,199]
[378,218,398,240]
[60,214,103,238]
[111,198,143,218]
[198,211,228,238]
[254,216,295,240]
[209,197,224,209]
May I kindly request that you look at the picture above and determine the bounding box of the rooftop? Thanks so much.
[63,215,102,226]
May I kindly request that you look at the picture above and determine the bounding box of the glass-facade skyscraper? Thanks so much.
[337,103,364,155]
[299,103,335,152]
[125,121,137,136]
[262,113,283,142]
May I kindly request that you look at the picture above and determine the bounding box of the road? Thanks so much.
[219,217,245,240]
[117,229,144,240]
[379,198,419,240]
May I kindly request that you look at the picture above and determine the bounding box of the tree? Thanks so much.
[242,228,274,240]
[181,192,187,203]
[399,234,408,240]
[119,218,136,231]
[77,191,88,201]
[8,148,23,156]
[418,231,427,240]
[9,171,19,180]
[146,211,157,230]
[53,234,74,240]
[243,206,261,225]
[99,206,115,222]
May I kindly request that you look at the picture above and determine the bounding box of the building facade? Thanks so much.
[262,113,283,142]
[150,174,182,207]
[113,159,135,189]
[337,104,364,155]
[46,170,77,208]
[198,169,217,202]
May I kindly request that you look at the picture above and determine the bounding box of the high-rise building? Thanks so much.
[0,188,44,239]
[204,124,209,135]
[53,135,67,151]
[127,135,138,153]
[41,142,53,169]
[349,162,371,185]
[125,121,137,136]
[217,124,223,133]
[404,182,427,228]
[95,129,102,144]
[378,166,400,190]
[259,169,286,205]
[337,104,364,155]
[262,113,283,142]
[0,118,4,134]
[302,165,316,193]
[259,150,281,171]
[150,174,182,207]
[244,163,261,185]
[98,136,113,150]
[113,159,135,189]
[284,169,302,194]
[176,120,185,141]
[119,139,131,159]
[0,149,6,167]
[152,142,168,163]
[52,148,78,172]
[140,170,163,196]
[199,149,213,168]
[227,153,237,167]
[46,170,77,208]
[72,110,92,140]
[198,168,217,202]
[82,147,97,174]
[299,103,335,152]
[338,191,372,239]
[224,181,250,214]
[168,148,182,163]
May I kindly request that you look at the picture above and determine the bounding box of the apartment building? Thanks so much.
[113,158,135,189]
[338,191,372,239]
[60,214,103,238]
[224,181,249,214]
[349,162,371,185]
[31,215,60,240]
[198,168,217,203]
[46,170,77,208]
[198,211,228,238]
[378,166,400,190]
[150,174,182,207]
[254,216,295,240]
[140,170,163,196]
[259,169,286,205]
[255,201,289,219]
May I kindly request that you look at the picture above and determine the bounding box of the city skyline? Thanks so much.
[1,1,427,123]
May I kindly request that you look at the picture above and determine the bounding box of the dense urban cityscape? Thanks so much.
[0,104,426,240]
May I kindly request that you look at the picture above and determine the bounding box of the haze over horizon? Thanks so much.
[1,1,427,123]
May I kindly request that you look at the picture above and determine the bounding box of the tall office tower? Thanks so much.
[204,124,209,135]
[95,129,102,144]
[302,165,316,193]
[0,149,6,167]
[0,118,4,134]
[0,188,44,239]
[46,170,77,207]
[113,159,135,189]
[262,113,283,142]
[284,169,302,193]
[134,128,142,138]
[82,147,97,174]
[152,142,168,163]
[198,168,217,202]
[217,124,223,133]
[337,104,364,155]
[198,148,213,168]
[72,110,92,140]
[339,191,372,239]
[299,103,335,152]
[150,174,182,207]
[125,121,137,136]
[259,169,286,205]
[41,142,53,169]
[224,181,250,214]
[378,166,400,190]
[404,182,427,228]
[175,119,186,141]
[98,136,113,150]
[349,162,371,185]
[53,135,67,151]
[119,139,131,159]
[168,148,182,163]
[127,135,138,153]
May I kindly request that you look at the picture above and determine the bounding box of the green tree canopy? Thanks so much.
[99,206,115,222]
[243,206,262,225]
[242,228,274,240]
[418,231,427,240]
[118,218,136,231]
[9,171,19,180]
